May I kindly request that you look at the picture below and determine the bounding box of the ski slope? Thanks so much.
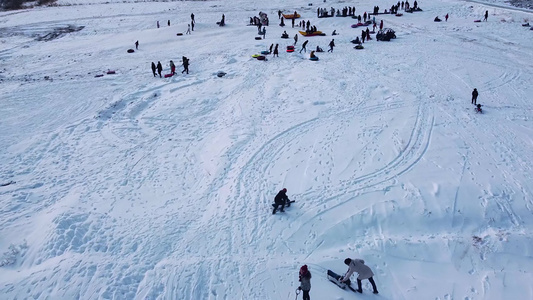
[1,0,533,299]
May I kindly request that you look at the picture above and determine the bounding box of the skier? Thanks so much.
[298,265,312,300]
[341,258,378,294]
[170,60,176,75]
[151,62,156,77]
[483,10,488,21]
[273,44,279,57]
[472,88,479,105]
[156,61,163,78]
[327,39,335,52]
[135,40,139,50]
[299,40,309,53]
[272,188,290,214]
[181,56,189,74]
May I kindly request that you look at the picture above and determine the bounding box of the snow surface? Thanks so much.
[1,0,533,299]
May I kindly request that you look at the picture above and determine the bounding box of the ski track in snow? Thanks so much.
[1,0,533,299]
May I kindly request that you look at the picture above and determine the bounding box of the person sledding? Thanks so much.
[272,188,291,214]
[475,103,483,113]
[341,258,379,294]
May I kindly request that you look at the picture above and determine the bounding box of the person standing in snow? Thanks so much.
[168,20,170,26]
[445,13,449,21]
[273,44,279,57]
[135,40,139,50]
[170,60,176,75]
[298,265,312,300]
[191,13,195,24]
[294,33,298,45]
[472,88,479,105]
[156,61,163,78]
[157,21,160,28]
[186,24,191,34]
[327,39,335,52]
[299,40,308,53]
[181,56,189,74]
[341,258,378,294]
[484,10,488,21]
[272,188,290,214]
[151,62,156,77]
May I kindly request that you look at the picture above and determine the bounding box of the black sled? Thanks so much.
[271,200,295,208]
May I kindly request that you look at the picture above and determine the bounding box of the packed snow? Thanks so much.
[1,0,533,299]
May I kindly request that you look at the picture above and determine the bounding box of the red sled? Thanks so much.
[164,73,174,78]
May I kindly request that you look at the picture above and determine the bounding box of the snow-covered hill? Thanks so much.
[1,0,533,299]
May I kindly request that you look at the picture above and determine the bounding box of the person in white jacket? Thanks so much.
[341,258,379,294]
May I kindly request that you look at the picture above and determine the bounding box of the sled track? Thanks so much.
[224,100,418,256]
[281,102,434,244]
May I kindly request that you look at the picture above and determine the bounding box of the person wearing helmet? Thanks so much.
[273,188,290,214]
[341,258,378,294]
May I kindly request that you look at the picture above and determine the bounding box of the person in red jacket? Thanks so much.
[170,60,176,75]
[298,265,312,300]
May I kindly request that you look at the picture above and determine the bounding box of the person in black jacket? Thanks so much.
[181,56,189,74]
[151,62,157,77]
[328,39,335,52]
[156,61,163,78]
[299,40,309,53]
[273,188,290,214]
[472,88,479,105]
[273,44,279,57]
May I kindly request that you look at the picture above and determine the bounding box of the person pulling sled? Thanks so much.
[341,258,379,294]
